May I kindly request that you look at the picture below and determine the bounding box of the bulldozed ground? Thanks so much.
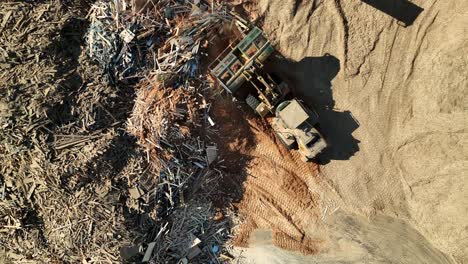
[210,98,324,254]
[1,0,467,263]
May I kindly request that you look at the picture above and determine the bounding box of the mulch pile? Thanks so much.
[0,1,243,263]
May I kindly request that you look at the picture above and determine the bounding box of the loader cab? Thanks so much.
[275,100,319,129]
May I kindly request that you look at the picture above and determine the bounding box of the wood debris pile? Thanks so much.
[0,2,138,262]
[122,1,236,262]
[86,0,163,83]
[1,0,238,263]
[155,200,234,263]
[85,0,230,84]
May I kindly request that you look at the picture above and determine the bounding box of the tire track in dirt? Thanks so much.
[406,4,439,80]
[229,114,323,254]
[332,0,349,73]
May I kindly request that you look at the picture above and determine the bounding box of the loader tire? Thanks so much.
[246,94,260,112]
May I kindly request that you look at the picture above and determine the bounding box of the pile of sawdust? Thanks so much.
[233,123,322,255]
[239,0,467,262]
[209,100,323,254]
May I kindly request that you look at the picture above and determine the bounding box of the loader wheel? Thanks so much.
[245,94,260,112]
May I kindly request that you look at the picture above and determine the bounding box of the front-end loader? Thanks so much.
[209,26,327,161]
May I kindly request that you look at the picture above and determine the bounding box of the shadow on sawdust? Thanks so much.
[361,0,424,27]
[265,53,360,165]
[208,97,259,208]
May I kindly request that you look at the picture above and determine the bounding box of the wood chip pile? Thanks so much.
[1,0,239,263]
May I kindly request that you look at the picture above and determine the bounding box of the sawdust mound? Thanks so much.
[235,126,322,254]
[210,101,322,254]
[250,0,468,262]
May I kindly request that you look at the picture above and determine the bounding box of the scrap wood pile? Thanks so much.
[86,0,162,83]
[86,0,230,84]
[0,1,141,262]
[1,0,240,263]
[142,200,235,263]
[122,1,237,262]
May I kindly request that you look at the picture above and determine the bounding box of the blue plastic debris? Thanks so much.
[211,245,219,254]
